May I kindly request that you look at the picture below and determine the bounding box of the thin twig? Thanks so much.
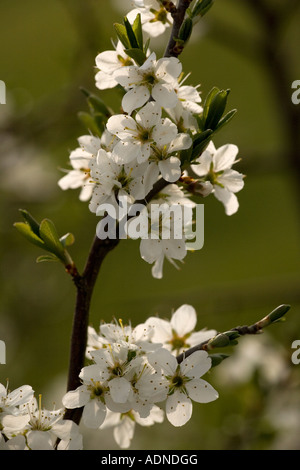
[176,304,291,364]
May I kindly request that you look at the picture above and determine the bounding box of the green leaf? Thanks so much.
[190,0,214,18]
[77,111,102,136]
[191,129,214,160]
[14,222,45,249]
[201,87,220,126]
[132,13,143,50]
[205,89,230,130]
[125,48,147,66]
[36,254,59,263]
[178,18,193,44]
[124,16,140,49]
[19,209,40,237]
[39,219,65,259]
[114,23,131,50]
[87,94,112,117]
[215,108,237,132]
[60,232,75,248]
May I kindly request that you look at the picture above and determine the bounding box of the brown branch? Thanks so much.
[164,0,193,57]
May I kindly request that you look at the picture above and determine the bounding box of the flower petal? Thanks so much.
[166,390,192,427]
[186,378,219,403]
[213,186,239,216]
[171,304,197,336]
[159,157,181,183]
[213,144,239,172]
[122,86,150,115]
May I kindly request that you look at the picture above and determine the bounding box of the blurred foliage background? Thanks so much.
[0,0,300,450]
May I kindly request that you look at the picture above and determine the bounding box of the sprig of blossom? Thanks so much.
[0,386,82,450]
[128,0,173,38]
[60,304,218,446]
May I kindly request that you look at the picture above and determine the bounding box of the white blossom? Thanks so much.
[100,405,164,449]
[149,348,219,426]
[191,141,244,215]
[107,101,177,165]
[58,135,102,201]
[146,304,216,354]
[0,383,34,419]
[127,2,173,38]
[88,149,148,213]
[113,52,182,115]
[95,41,134,90]
[2,397,82,450]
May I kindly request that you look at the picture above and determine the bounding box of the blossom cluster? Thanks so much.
[0,305,218,450]
[0,383,82,450]
[62,304,218,448]
[58,1,244,279]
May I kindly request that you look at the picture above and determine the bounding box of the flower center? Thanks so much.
[150,7,168,24]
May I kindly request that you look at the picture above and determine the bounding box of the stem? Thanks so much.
[63,178,170,424]
[176,304,290,364]
[63,0,196,424]
[164,0,193,57]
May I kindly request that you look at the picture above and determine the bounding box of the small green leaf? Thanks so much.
[190,0,214,18]
[215,108,237,133]
[14,222,45,249]
[114,23,130,50]
[191,129,213,160]
[36,254,59,263]
[77,111,102,136]
[132,13,143,50]
[124,16,140,49]
[202,87,220,123]
[178,17,193,44]
[205,89,230,130]
[210,353,230,368]
[39,219,65,259]
[19,209,40,237]
[125,48,147,66]
[87,94,112,117]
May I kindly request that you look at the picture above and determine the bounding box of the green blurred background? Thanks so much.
[0,0,300,450]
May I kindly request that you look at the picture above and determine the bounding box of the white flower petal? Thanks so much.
[62,386,90,409]
[27,430,53,450]
[111,140,141,164]
[213,144,239,172]
[136,101,161,129]
[171,304,197,336]
[218,169,244,193]
[158,157,181,183]
[155,57,182,82]
[95,71,118,90]
[122,86,150,115]
[186,378,219,403]
[82,399,107,429]
[180,350,212,378]
[152,83,178,109]
[106,114,138,140]
[213,186,239,216]
[95,50,120,74]
[113,417,135,449]
[166,390,192,427]
[108,377,131,403]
